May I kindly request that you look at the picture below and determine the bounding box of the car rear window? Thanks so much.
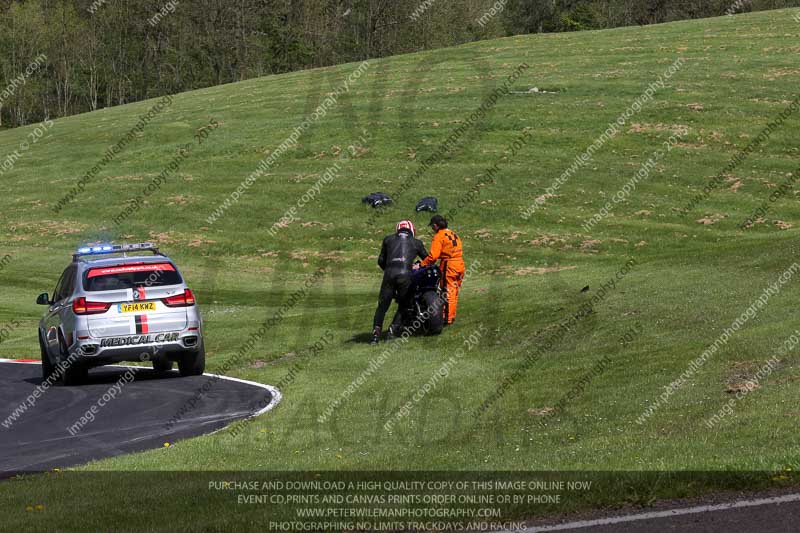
[83,263,183,291]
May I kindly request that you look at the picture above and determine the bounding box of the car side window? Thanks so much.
[52,272,65,302]
[52,267,71,302]
[61,267,76,300]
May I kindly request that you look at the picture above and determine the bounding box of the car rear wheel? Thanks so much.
[40,332,55,382]
[178,342,205,377]
[58,334,87,386]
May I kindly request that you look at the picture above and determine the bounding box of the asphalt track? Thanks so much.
[0,360,280,477]
[519,492,800,532]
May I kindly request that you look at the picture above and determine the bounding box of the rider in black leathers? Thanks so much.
[370,220,428,345]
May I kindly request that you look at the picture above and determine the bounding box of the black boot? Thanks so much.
[369,326,381,345]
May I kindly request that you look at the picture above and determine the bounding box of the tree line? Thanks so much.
[1,0,798,129]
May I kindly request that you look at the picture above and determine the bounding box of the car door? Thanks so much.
[59,266,78,345]
[44,266,73,354]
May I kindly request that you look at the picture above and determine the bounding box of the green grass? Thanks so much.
[3,8,800,530]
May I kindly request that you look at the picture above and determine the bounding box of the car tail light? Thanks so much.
[72,297,111,315]
[162,289,196,307]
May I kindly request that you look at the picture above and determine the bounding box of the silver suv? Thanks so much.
[37,243,205,385]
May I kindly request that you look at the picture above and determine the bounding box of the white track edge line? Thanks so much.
[516,492,800,532]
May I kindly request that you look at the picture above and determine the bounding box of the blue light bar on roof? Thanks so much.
[74,242,158,257]
[119,242,156,252]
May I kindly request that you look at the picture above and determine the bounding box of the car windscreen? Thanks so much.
[83,263,183,291]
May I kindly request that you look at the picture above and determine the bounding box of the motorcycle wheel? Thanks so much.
[423,291,444,335]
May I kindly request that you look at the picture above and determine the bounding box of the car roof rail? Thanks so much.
[73,242,163,262]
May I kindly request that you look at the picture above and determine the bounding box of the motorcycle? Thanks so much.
[391,264,445,336]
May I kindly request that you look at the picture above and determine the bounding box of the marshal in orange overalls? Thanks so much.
[421,228,465,325]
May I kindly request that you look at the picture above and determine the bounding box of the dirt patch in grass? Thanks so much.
[149,231,178,244]
[696,214,726,225]
[750,97,794,105]
[724,360,773,393]
[528,234,568,247]
[300,221,333,230]
[534,193,559,204]
[187,238,217,247]
[16,220,89,236]
[628,123,688,134]
[289,173,318,183]
[528,407,555,416]
[775,375,800,385]
[765,68,800,80]
[166,195,191,206]
[675,141,707,150]
[514,265,577,276]
[146,231,216,248]
[105,175,144,182]
[290,250,346,263]
[742,218,767,229]
[580,239,602,251]
[250,352,298,368]
[725,177,743,192]
[726,382,759,394]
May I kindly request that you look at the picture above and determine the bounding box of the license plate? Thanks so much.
[118,302,156,313]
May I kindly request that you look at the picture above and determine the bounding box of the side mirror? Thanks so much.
[36,293,51,305]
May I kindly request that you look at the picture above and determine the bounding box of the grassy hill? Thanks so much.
[3,7,800,529]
